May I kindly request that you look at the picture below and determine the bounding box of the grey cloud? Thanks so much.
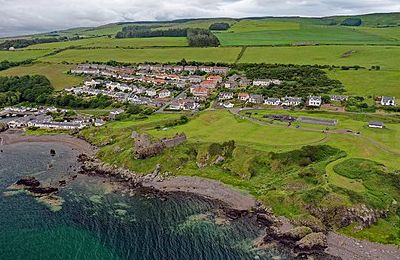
[0,0,399,37]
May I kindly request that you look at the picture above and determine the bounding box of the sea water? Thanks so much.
[0,143,292,260]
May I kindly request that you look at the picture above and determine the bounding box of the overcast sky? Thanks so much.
[0,0,399,37]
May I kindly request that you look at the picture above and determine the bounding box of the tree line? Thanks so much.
[0,75,113,109]
[0,36,82,50]
[0,60,33,71]
[116,26,220,47]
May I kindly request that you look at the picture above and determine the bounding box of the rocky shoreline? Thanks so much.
[2,133,400,259]
[76,153,341,258]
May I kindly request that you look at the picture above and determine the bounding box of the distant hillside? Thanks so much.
[2,12,399,40]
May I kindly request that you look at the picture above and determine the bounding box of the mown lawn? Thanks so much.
[0,62,83,90]
[39,47,242,64]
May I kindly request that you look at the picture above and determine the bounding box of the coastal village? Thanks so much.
[0,105,112,130]
[0,63,397,131]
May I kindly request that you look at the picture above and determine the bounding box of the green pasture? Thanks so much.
[0,62,83,90]
[216,24,400,46]
[39,47,241,63]
[0,49,51,62]
[239,45,400,70]
[25,37,188,50]
[327,69,400,97]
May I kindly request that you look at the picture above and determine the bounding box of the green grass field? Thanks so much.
[327,69,400,97]
[0,62,83,90]
[217,24,400,46]
[39,47,242,63]
[239,45,400,70]
[0,49,51,62]
[25,37,188,50]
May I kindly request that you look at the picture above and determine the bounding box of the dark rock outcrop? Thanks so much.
[16,176,40,187]
[28,187,58,195]
[295,232,328,252]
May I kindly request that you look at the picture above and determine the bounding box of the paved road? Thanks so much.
[155,88,189,114]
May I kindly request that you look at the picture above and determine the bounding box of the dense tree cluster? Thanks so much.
[0,75,114,109]
[0,60,33,71]
[209,23,230,31]
[116,26,187,38]
[46,94,113,109]
[0,36,81,50]
[341,18,362,26]
[234,63,345,97]
[187,29,220,47]
[116,26,220,47]
[0,75,53,106]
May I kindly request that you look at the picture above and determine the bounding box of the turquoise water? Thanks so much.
[0,143,292,260]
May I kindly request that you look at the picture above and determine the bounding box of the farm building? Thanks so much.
[368,121,384,129]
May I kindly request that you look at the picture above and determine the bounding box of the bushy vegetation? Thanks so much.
[269,145,344,169]
[0,37,81,49]
[0,75,114,109]
[333,158,400,209]
[234,63,345,97]
[208,140,235,158]
[187,29,220,47]
[209,23,230,31]
[116,26,187,38]
[345,96,376,113]
[0,75,53,106]
[341,18,362,27]
[0,60,33,71]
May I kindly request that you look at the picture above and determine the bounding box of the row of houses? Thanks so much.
[219,92,313,107]
[137,64,230,75]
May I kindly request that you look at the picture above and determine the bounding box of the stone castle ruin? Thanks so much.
[132,131,187,159]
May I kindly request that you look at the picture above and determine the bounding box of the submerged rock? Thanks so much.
[16,176,40,187]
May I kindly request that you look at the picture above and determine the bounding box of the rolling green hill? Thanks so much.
[0,12,399,97]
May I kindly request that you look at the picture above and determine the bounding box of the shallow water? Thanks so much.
[0,143,293,260]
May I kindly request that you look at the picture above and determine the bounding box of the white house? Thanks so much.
[308,96,322,107]
[158,89,171,99]
[281,97,302,106]
[248,94,264,104]
[253,79,282,87]
[368,121,384,129]
[218,92,234,100]
[330,95,348,102]
[223,102,234,108]
[264,98,281,106]
[381,96,396,106]
[146,89,157,97]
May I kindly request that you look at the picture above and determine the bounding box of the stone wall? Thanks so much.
[133,133,187,159]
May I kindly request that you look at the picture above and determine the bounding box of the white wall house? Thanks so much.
[308,96,322,107]
[264,98,281,106]
[158,90,171,98]
[281,97,302,106]
[146,89,157,97]
[381,96,396,106]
